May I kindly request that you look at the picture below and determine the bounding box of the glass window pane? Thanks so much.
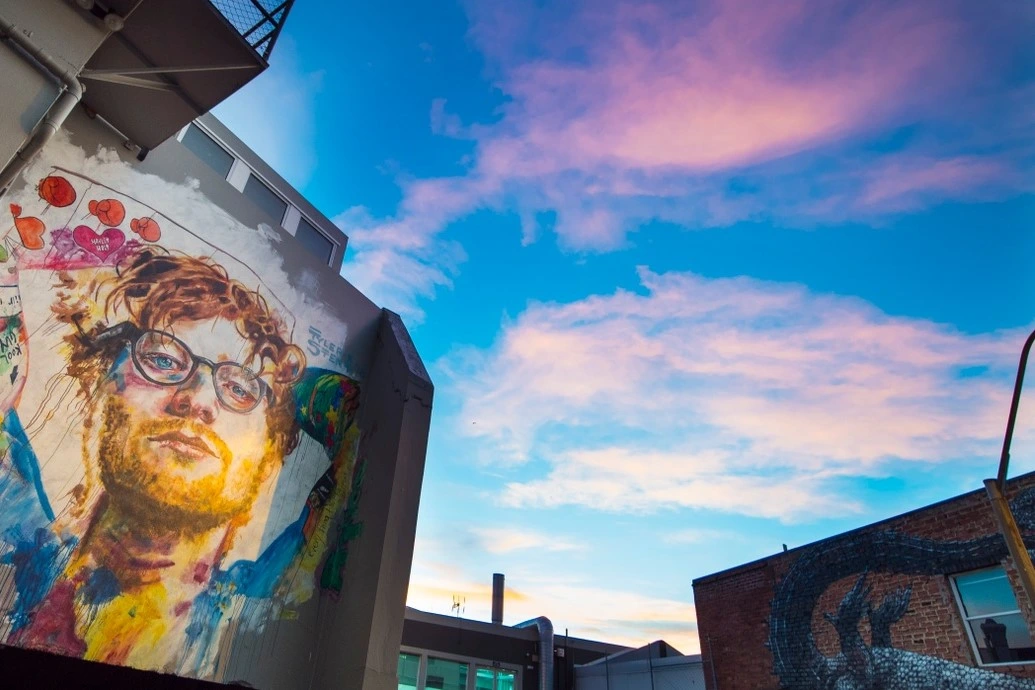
[296,216,334,263]
[181,124,234,178]
[426,657,468,690]
[244,174,287,223]
[398,653,420,690]
[497,669,516,690]
[967,613,1035,664]
[475,667,495,690]
[956,568,1021,617]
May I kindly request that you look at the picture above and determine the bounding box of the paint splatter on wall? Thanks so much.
[0,156,370,681]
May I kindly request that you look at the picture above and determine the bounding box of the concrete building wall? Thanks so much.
[310,311,433,690]
[188,113,349,269]
[693,473,1035,690]
[56,107,369,354]
[0,0,108,172]
[0,27,431,690]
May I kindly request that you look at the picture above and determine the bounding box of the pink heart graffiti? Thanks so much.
[72,225,125,261]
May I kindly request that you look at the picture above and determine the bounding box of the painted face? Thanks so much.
[94,318,278,533]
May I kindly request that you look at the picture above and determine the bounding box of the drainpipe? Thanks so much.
[0,15,87,195]
[516,616,554,690]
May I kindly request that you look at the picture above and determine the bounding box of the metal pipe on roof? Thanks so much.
[516,616,554,690]
[492,573,505,624]
[0,14,88,196]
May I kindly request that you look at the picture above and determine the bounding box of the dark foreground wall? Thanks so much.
[693,473,1035,690]
[0,643,228,689]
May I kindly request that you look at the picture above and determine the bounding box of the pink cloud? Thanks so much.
[489,0,960,176]
[340,0,1033,312]
[335,174,496,322]
[499,449,858,521]
[335,202,468,325]
[442,268,1028,520]
[857,155,1024,212]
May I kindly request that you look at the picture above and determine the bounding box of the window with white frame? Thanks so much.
[952,566,1035,665]
[295,216,335,264]
[243,173,288,223]
[425,657,468,690]
[178,122,339,268]
[474,666,516,690]
[181,124,235,178]
[398,652,421,690]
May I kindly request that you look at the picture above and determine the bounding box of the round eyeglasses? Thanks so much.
[81,321,273,414]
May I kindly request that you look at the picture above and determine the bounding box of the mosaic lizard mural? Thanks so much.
[769,489,1035,689]
[0,143,369,680]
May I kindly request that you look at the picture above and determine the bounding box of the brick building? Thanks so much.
[693,472,1035,689]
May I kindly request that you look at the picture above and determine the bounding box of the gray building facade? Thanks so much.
[0,2,431,689]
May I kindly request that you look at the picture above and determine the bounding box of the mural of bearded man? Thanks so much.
[0,248,306,671]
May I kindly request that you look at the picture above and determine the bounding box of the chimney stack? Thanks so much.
[492,573,504,625]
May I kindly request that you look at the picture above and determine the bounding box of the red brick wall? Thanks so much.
[693,474,1035,690]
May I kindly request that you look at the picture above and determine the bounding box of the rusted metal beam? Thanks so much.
[985,479,1035,614]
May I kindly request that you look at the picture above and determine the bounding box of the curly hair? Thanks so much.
[53,248,306,457]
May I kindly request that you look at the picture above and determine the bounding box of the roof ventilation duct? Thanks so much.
[516,616,554,690]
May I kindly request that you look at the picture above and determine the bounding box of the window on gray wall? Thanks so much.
[425,657,468,690]
[243,174,288,223]
[952,566,1035,665]
[398,653,420,690]
[181,124,235,178]
[476,667,516,690]
[295,217,334,264]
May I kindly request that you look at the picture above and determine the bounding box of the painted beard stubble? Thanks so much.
[93,395,266,536]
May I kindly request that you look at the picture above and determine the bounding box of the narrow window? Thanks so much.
[398,652,420,690]
[295,216,335,264]
[475,667,495,690]
[181,124,235,178]
[496,669,516,690]
[243,174,287,223]
[475,667,516,690]
[425,657,468,690]
[953,566,1035,665]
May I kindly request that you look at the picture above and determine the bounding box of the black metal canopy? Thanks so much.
[79,0,295,150]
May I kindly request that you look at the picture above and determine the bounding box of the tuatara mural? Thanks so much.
[769,488,1035,689]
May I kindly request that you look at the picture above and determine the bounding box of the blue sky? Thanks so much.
[216,0,1035,652]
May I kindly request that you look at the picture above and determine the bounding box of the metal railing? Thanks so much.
[208,0,295,59]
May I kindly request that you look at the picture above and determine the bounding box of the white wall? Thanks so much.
[0,0,107,172]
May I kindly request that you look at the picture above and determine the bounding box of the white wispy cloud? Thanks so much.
[440,268,1025,521]
[470,527,585,554]
[663,528,747,544]
[333,182,472,323]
